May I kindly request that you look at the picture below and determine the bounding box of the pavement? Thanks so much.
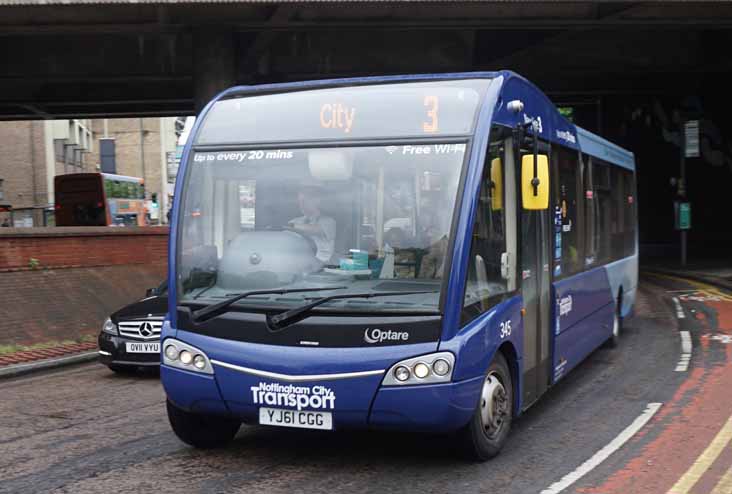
[0,341,98,379]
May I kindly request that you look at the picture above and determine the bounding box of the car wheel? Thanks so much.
[459,352,513,461]
[167,400,240,449]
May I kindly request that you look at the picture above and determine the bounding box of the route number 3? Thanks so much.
[500,320,512,339]
[423,96,439,133]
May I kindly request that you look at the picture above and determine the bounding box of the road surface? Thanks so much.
[1,274,731,494]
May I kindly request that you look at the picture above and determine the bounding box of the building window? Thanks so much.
[0,178,4,200]
[99,138,116,174]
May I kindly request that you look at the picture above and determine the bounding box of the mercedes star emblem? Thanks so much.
[139,322,154,338]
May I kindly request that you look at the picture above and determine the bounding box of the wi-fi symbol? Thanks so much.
[386,146,398,155]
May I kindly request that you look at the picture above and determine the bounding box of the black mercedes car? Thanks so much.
[98,281,168,373]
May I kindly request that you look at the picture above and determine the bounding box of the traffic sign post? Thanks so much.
[678,120,698,266]
[684,121,699,158]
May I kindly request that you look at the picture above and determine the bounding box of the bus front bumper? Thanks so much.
[161,363,483,433]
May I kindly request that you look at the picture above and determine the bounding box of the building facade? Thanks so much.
[0,117,181,226]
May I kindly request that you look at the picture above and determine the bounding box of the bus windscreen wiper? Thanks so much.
[266,291,438,331]
[190,286,346,323]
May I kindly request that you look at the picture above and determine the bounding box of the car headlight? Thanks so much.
[102,318,118,336]
[382,352,455,386]
[162,338,213,375]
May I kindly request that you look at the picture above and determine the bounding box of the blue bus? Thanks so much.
[161,72,637,459]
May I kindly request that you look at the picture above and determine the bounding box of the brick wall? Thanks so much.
[0,121,47,209]
[0,227,168,270]
[0,227,169,345]
[0,264,167,346]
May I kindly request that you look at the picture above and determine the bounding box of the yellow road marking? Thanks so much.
[647,272,732,302]
[710,464,732,494]
[667,415,732,494]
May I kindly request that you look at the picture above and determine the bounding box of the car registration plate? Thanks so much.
[125,342,160,353]
[259,407,333,430]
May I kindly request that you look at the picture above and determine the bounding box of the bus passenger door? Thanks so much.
[519,147,552,408]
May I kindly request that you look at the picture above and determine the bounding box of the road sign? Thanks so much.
[684,120,699,158]
[676,202,691,230]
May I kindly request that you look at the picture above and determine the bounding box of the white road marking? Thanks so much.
[540,402,663,494]
[680,331,692,354]
[675,331,693,372]
[672,297,686,319]
[703,334,732,344]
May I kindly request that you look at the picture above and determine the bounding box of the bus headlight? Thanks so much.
[102,318,118,336]
[162,338,214,375]
[164,344,178,360]
[382,352,455,386]
[432,358,451,376]
[413,362,430,379]
[193,355,206,370]
[394,366,411,382]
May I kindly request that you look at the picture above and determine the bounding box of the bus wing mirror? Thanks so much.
[521,154,549,210]
[490,158,503,211]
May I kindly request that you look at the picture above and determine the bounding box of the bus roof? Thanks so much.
[576,127,635,171]
[196,71,633,170]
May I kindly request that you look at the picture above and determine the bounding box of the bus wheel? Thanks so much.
[459,353,513,461]
[166,400,240,449]
[607,309,621,348]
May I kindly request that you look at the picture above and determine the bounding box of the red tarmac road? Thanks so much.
[577,274,732,494]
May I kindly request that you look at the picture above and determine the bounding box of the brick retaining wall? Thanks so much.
[0,226,168,270]
[0,227,169,345]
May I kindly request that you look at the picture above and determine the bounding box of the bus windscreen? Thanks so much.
[195,79,492,145]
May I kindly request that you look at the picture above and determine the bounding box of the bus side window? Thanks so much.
[552,146,582,277]
[583,155,598,268]
[462,126,515,324]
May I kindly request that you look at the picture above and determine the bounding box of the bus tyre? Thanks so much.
[166,400,240,449]
[607,310,622,348]
[460,353,513,461]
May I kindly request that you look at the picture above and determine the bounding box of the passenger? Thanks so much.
[288,186,336,264]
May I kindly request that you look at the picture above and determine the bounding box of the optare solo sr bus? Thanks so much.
[162,72,637,459]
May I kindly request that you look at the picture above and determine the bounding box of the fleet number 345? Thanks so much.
[500,320,512,339]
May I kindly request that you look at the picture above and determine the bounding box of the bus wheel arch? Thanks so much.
[459,348,514,461]
[497,342,520,417]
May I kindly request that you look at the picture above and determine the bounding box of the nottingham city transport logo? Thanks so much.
[250,382,336,411]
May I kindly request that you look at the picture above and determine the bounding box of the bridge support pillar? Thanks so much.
[193,28,236,114]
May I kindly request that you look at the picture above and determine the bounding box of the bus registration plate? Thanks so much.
[259,407,333,430]
[125,342,160,353]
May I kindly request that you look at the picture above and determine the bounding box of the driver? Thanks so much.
[288,186,336,264]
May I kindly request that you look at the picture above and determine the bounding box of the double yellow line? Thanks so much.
[646,271,732,302]
[667,415,732,493]
[645,272,732,493]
